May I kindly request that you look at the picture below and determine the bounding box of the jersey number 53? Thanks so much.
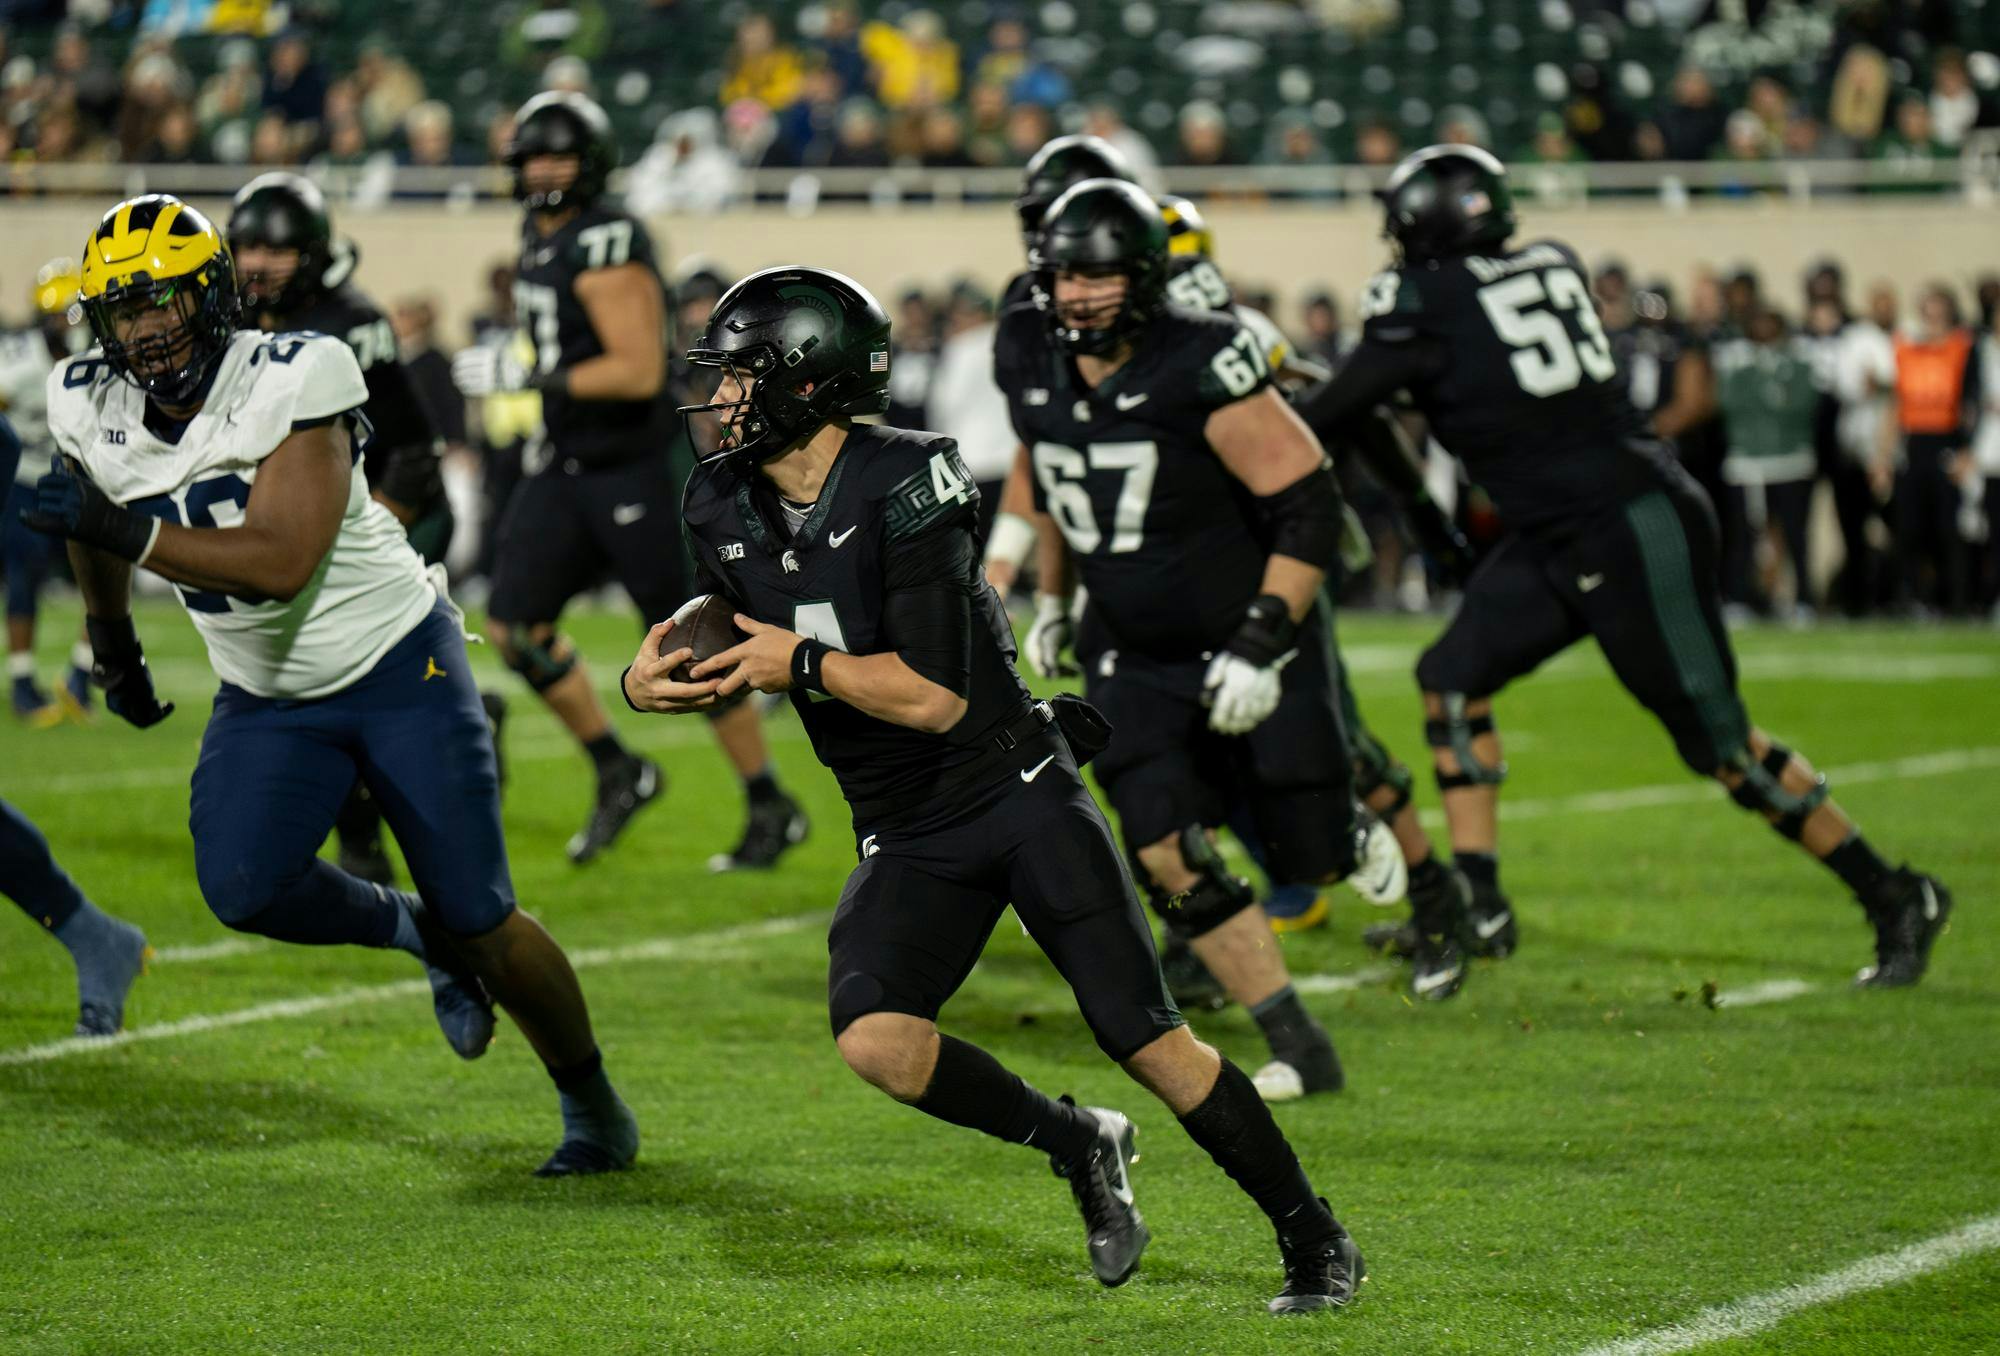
[1476,266,1615,398]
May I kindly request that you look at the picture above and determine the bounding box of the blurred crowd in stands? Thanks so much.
[0,0,1995,197]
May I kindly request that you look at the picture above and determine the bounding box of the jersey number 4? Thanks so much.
[1476,266,1614,397]
[1032,441,1158,555]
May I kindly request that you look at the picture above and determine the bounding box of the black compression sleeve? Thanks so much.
[883,526,975,697]
[1256,465,1343,571]
[1294,335,1449,436]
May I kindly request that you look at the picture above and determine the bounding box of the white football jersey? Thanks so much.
[46,330,435,700]
[0,328,56,484]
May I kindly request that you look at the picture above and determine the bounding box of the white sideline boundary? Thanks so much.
[1711,978,1817,1008]
[0,912,822,1067]
[1570,1212,2000,1356]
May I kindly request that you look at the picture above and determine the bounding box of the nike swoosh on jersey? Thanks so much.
[612,503,646,526]
[1577,572,1605,592]
[829,525,858,547]
[1020,753,1056,783]
[1115,392,1149,410]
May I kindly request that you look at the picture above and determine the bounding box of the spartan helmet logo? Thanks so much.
[781,550,800,574]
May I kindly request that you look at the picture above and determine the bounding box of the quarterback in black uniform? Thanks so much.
[997,179,1408,1101]
[1296,145,1951,986]
[452,92,806,869]
[625,266,1365,1314]
[229,171,506,886]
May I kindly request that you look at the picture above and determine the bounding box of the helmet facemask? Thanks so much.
[680,345,809,464]
[87,269,239,406]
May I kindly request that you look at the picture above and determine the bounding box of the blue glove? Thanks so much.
[21,460,158,563]
[84,616,174,729]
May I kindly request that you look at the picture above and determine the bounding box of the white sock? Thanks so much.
[8,652,33,680]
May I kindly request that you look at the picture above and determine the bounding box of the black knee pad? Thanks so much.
[1351,724,1415,818]
[1148,826,1256,938]
[1725,741,1828,840]
[495,625,576,693]
[1426,692,1507,792]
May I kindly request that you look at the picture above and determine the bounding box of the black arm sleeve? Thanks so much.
[1293,335,1449,440]
[881,524,976,698]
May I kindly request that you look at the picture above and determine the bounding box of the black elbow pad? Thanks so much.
[1256,465,1342,571]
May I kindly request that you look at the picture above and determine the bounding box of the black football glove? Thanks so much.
[85,615,174,729]
[21,459,158,563]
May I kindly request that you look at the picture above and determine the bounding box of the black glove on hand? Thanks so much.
[85,615,174,729]
[22,461,158,563]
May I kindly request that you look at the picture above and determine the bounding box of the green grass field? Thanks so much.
[2,599,1996,1355]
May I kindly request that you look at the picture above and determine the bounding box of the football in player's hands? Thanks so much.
[664,593,748,684]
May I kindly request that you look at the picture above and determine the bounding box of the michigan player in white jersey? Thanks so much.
[0,260,95,724]
[21,195,639,1175]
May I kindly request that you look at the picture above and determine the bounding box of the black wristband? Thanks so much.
[528,366,569,396]
[618,663,644,713]
[791,637,831,694]
[85,614,142,667]
[1225,593,1298,666]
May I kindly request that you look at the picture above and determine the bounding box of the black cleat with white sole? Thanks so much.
[1855,868,1952,989]
[568,756,663,865]
[1050,1098,1150,1287]
[1269,1211,1367,1315]
[708,790,811,872]
[1362,916,1419,959]
[1407,863,1474,1002]
[1465,879,1517,959]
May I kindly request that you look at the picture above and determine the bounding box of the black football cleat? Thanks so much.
[1855,869,1952,989]
[1464,879,1517,959]
[708,790,810,872]
[1253,1029,1345,1102]
[72,917,151,1038]
[403,895,497,1060]
[1407,864,1473,1002]
[533,1131,637,1178]
[1361,916,1420,959]
[1159,926,1229,1011]
[1051,1098,1149,1287]
[568,756,663,865]
[1269,1213,1367,1315]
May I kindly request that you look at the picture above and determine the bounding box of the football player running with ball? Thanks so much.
[625,266,1366,1314]
[1296,147,1951,986]
[23,195,638,1175]
[453,92,807,870]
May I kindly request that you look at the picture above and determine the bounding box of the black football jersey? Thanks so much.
[682,425,1034,816]
[287,282,439,500]
[994,300,1277,660]
[1359,239,1669,532]
[516,203,672,467]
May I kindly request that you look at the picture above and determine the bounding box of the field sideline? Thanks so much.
[2,600,1995,1355]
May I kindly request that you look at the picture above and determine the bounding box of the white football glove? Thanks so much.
[1024,593,1077,679]
[451,343,533,397]
[1201,650,1286,734]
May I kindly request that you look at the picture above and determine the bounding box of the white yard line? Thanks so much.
[1711,978,1818,1008]
[1293,965,1397,994]
[150,938,270,963]
[1570,1212,2000,1356]
[0,911,824,1068]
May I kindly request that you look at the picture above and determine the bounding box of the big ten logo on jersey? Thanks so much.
[1166,260,1231,311]
[717,542,746,563]
[128,474,253,613]
[344,318,397,371]
[1208,329,1268,398]
[1474,261,1614,398]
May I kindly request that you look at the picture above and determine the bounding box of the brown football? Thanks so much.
[663,593,748,683]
